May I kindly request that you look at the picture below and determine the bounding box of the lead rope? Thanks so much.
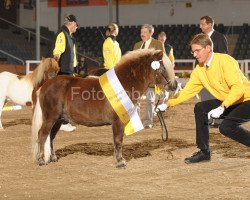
[154,94,168,142]
[153,65,169,142]
[151,60,168,141]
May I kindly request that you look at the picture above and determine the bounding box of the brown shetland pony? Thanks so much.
[32,49,177,168]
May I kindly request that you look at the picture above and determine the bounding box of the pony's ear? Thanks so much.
[154,50,164,60]
[41,57,45,61]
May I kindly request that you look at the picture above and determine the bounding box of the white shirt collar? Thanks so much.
[205,52,214,68]
[144,38,152,49]
[207,29,214,37]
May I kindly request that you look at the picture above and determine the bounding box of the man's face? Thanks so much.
[140,27,153,42]
[69,21,78,33]
[158,34,166,44]
[114,27,119,36]
[199,19,212,34]
[191,44,211,64]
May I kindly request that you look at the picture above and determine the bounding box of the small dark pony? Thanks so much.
[32,49,177,168]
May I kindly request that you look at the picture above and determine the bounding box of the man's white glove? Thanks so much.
[208,106,225,120]
[156,103,168,112]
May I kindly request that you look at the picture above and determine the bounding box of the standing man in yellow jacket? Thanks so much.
[157,33,250,163]
[49,14,78,132]
[51,14,78,75]
[103,23,121,69]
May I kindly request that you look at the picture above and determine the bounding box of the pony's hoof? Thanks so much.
[116,160,127,169]
[50,155,58,162]
[37,158,46,166]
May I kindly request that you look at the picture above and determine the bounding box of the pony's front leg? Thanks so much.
[0,98,5,130]
[0,111,3,130]
[49,120,63,162]
[112,118,126,168]
[50,143,57,162]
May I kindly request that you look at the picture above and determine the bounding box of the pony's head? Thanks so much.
[114,49,177,101]
[151,50,177,91]
[30,57,59,88]
[41,57,60,80]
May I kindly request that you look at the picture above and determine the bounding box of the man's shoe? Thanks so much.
[60,123,76,132]
[184,150,210,164]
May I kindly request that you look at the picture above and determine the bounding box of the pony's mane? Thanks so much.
[116,49,157,68]
[162,52,175,82]
[26,58,57,87]
[116,48,175,84]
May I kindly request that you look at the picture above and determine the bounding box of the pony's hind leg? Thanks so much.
[49,119,64,162]
[37,121,55,165]
[112,119,126,168]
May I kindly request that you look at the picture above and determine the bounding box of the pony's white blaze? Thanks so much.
[31,95,51,164]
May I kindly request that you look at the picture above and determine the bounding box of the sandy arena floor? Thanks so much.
[0,97,249,199]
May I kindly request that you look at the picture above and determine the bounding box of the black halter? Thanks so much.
[155,60,171,86]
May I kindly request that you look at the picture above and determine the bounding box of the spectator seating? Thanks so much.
[0,26,51,64]
[75,23,210,67]
[2,23,250,68]
[233,23,250,60]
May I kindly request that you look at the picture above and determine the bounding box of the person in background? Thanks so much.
[199,15,228,101]
[133,24,165,129]
[157,33,250,164]
[77,56,88,76]
[199,15,229,127]
[157,31,175,103]
[157,31,175,66]
[200,15,228,54]
[103,23,121,69]
[50,14,78,132]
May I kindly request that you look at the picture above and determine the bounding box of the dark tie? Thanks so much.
[141,42,145,49]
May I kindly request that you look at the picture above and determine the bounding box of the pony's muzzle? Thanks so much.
[167,79,178,91]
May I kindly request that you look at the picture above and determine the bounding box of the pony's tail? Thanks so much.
[31,91,51,164]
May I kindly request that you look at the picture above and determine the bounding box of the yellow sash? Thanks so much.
[99,68,144,135]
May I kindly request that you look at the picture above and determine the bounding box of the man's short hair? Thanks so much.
[200,16,214,26]
[190,33,213,49]
[141,24,154,33]
[158,31,167,38]
[64,14,77,24]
